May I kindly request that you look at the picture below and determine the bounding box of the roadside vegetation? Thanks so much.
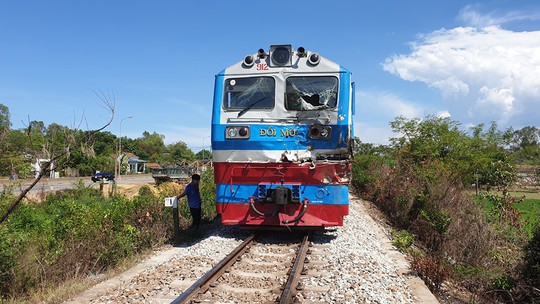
[0,170,216,302]
[352,116,540,303]
[1,102,216,302]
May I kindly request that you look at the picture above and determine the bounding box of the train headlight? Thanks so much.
[243,55,254,67]
[226,126,250,139]
[270,44,292,67]
[308,53,320,65]
[227,128,238,138]
[238,127,249,137]
[309,125,332,140]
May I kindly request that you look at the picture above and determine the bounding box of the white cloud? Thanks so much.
[383,25,540,127]
[458,4,540,27]
[354,90,434,145]
[354,122,393,146]
[436,110,451,119]
[356,90,424,119]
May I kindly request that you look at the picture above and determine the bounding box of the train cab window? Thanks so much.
[223,77,275,112]
[285,76,338,111]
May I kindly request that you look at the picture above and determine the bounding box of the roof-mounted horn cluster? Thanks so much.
[242,45,320,68]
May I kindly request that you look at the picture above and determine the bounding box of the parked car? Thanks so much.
[91,172,115,182]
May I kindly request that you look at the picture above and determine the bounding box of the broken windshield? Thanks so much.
[223,77,275,111]
[285,76,338,111]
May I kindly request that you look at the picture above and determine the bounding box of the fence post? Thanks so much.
[173,197,180,245]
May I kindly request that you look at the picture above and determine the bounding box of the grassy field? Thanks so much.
[508,189,540,200]
[513,195,540,234]
[474,189,540,236]
[506,191,540,228]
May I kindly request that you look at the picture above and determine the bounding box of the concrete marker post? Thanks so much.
[173,197,180,245]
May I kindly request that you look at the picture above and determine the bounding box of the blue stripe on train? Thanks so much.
[215,183,349,205]
[212,124,349,151]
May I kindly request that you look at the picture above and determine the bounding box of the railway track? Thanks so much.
[171,233,312,304]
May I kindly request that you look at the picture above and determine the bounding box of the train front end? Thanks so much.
[211,45,354,228]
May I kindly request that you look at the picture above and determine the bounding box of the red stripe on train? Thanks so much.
[213,162,351,185]
[216,202,349,227]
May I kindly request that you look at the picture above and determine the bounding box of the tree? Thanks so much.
[389,116,513,188]
[91,131,117,156]
[0,104,10,140]
[389,115,469,165]
[353,137,392,157]
[509,126,540,151]
[0,107,38,177]
[195,149,212,161]
[467,122,510,186]
[0,93,115,224]
[511,145,540,165]
[169,141,195,162]
[508,126,540,166]
[134,131,166,162]
[0,104,16,176]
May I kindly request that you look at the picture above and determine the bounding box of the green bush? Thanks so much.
[200,169,216,220]
[0,185,173,300]
[351,154,392,198]
[492,275,515,291]
[391,229,415,252]
[352,155,499,298]
[0,227,15,295]
[420,208,452,236]
[524,225,540,289]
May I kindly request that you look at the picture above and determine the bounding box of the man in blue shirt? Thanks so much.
[177,174,202,229]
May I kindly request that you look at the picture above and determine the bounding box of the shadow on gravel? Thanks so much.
[250,230,338,247]
[171,217,250,247]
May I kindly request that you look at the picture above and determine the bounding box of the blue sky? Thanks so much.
[1,1,539,151]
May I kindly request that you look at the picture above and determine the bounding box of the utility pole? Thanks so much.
[118,116,133,180]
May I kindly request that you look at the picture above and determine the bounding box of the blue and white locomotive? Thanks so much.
[211,45,354,228]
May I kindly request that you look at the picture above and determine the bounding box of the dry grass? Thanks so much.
[17,246,159,304]
[116,182,159,199]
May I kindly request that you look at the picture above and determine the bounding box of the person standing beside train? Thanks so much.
[177,174,202,230]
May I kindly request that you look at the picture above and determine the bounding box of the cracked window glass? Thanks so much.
[223,77,275,110]
[285,76,338,111]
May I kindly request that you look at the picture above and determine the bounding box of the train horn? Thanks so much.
[297,47,306,57]
[257,48,267,59]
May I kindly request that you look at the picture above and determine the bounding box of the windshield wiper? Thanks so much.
[237,96,270,118]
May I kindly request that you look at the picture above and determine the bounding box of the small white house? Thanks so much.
[117,153,147,174]
[32,158,58,178]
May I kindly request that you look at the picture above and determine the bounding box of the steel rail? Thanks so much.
[278,234,310,304]
[171,234,256,304]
